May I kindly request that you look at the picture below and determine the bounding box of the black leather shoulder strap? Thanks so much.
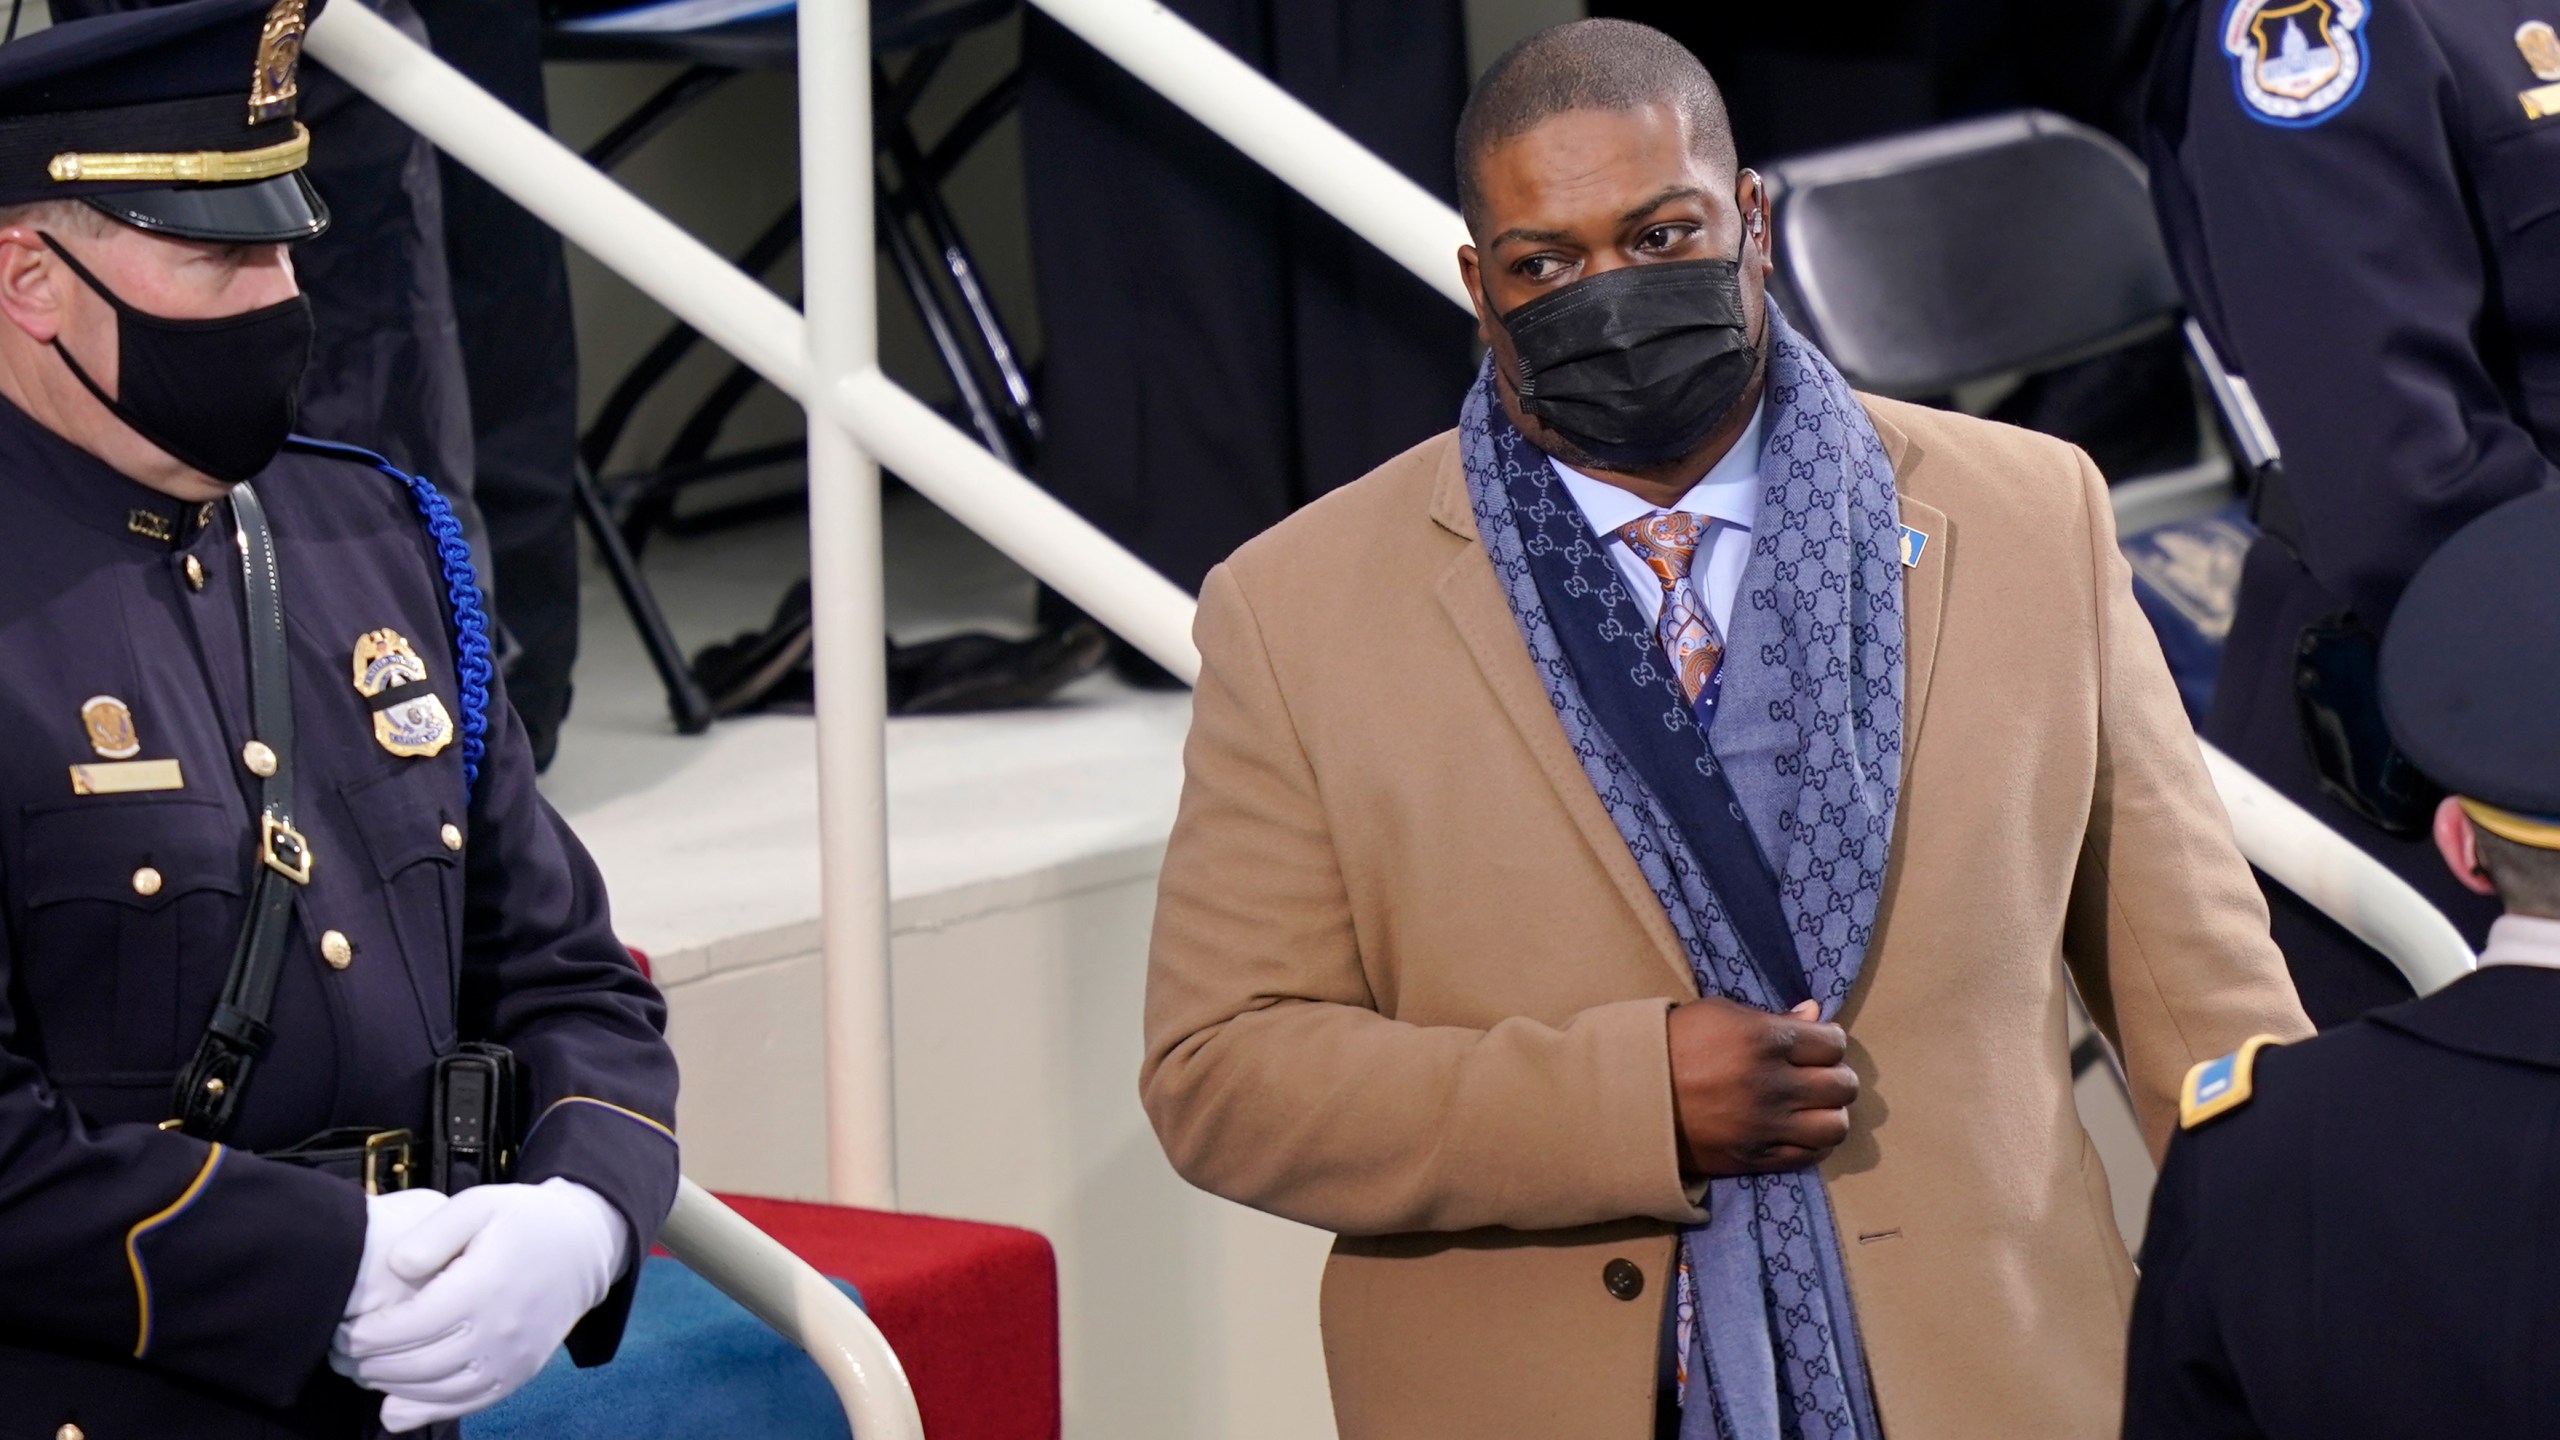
[171,482,311,1141]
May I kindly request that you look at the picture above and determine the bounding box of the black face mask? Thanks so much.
[41,233,312,484]
[1495,249,1763,471]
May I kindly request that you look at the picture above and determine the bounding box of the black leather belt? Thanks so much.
[262,1126,419,1195]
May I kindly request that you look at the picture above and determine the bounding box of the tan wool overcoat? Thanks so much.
[1141,395,2313,1440]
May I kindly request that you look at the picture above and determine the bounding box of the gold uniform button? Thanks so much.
[242,740,278,778]
[184,554,206,591]
[57,1423,84,1440]
[131,866,163,897]
[439,823,463,852]
[320,930,354,970]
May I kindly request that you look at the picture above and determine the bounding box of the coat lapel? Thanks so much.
[1427,450,1699,995]
[1864,403,1950,776]
[1422,400,1950,993]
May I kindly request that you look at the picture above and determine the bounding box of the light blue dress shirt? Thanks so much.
[1549,395,1769,640]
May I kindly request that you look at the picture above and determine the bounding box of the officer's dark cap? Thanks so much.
[2381,487,2560,846]
[0,0,328,243]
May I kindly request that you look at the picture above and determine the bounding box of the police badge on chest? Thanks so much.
[352,628,454,758]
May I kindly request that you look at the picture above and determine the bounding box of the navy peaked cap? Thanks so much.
[2381,487,2560,818]
[0,0,329,240]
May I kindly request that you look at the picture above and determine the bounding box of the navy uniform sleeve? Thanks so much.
[2149,1,2553,625]
[2122,1126,2268,1439]
[454,665,680,1365]
[0,904,367,1407]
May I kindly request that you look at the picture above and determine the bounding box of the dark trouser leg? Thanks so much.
[2204,536,2502,1027]
[415,0,583,764]
[292,1,482,555]
[1020,0,1470,600]
[1022,3,1297,599]
[1269,0,1475,507]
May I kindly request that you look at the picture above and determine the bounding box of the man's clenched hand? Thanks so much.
[1667,997,1859,1177]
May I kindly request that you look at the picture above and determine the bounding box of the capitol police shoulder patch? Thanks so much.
[2222,0,2371,127]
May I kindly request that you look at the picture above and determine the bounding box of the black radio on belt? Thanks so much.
[168,484,521,1195]
[430,1041,521,1192]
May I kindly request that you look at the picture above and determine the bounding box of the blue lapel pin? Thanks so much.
[1899,525,1929,568]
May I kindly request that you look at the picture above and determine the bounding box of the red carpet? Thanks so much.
[714,1194,1062,1440]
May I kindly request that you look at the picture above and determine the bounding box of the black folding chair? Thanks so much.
[545,0,1040,732]
[1761,109,2279,724]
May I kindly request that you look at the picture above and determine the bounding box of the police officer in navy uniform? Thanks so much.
[2137,0,2560,1024]
[0,1,680,1435]
[2123,486,2560,1436]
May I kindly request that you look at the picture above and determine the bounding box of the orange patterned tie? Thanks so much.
[1616,510,1724,711]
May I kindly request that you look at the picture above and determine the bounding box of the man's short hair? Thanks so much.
[1454,19,1739,237]
[2475,827,2560,918]
[0,200,115,240]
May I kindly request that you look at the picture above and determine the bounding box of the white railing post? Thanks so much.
[798,0,899,1208]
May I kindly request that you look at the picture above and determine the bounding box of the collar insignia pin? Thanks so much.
[2523,21,2560,81]
[352,629,453,759]
[80,695,140,760]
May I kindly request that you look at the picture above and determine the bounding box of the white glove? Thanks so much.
[329,1178,632,1432]
[344,1189,452,1319]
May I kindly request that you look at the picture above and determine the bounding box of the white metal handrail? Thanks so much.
[308,0,2472,1214]
[2201,745,2474,992]
[301,0,1200,684]
[657,1178,926,1437]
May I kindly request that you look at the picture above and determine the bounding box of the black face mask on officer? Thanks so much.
[39,233,313,484]
[1494,218,1764,472]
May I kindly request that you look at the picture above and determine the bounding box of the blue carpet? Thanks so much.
[467,1255,865,1439]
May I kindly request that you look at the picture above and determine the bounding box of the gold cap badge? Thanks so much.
[353,629,453,760]
[80,695,139,761]
[249,0,309,125]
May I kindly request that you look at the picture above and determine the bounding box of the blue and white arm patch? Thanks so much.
[2221,0,2372,128]
[2179,1034,2289,1128]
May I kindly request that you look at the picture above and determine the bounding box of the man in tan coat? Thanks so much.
[1142,20,2311,1440]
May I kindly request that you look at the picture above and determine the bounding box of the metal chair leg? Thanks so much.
[575,458,715,734]
[580,64,736,170]
[580,202,805,480]
[877,178,1018,466]
[889,74,1043,454]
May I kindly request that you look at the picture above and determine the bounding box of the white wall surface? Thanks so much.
[657,845,1338,1440]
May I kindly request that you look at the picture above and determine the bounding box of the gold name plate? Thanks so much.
[2523,82,2560,119]
[71,759,185,795]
